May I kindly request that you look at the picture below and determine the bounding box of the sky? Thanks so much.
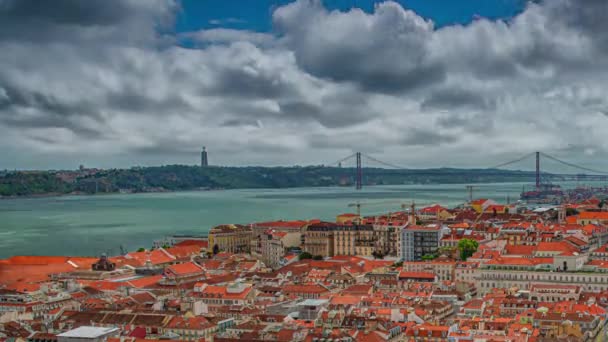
[1,0,608,171]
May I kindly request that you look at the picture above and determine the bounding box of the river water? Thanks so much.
[0,181,599,258]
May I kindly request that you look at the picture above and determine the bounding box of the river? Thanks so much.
[0,181,598,258]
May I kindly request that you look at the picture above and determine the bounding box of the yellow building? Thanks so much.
[470,199,497,213]
[334,225,376,256]
[303,223,335,257]
[336,213,360,224]
[418,205,455,221]
[208,224,253,254]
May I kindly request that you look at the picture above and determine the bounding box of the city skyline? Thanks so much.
[2,0,608,171]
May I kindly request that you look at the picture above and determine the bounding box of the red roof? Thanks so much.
[199,284,252,299]
[0,256,94,286]
[338,213,359,217]
[124,249,174,266]
[420,204,447,214]
[330,295,362,305]
[579,211,608,220]
[398,271,435,280]
[165,262,203,276]
[504,245,535,256]
[165,316,213,330]
[174,239,209,249]
[127,275,163,288]
[486,257,553,266]
[253,220,307,228]
[535,241,578,254]
[283,284,329,294]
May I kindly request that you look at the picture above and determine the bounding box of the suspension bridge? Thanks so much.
[327,151,608,190]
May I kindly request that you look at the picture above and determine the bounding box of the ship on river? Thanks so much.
[520,184,564,204]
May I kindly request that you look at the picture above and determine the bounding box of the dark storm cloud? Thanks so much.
[401,129,457,146]
[0,0,134,26]
[0,0,175,44]
[220,118,261,128]
[548,0,608,51]
[205,66,296,99]
[421,88,495,111]
[273,1,445,94]
[3,0,608,168]
[279,89,375,128]
[0,85,106,136]
[105,89,192,115]
[306,132,388,157]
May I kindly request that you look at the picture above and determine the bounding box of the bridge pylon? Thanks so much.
[356,152,362,190]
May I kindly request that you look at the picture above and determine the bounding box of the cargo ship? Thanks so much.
[520,184,564,203]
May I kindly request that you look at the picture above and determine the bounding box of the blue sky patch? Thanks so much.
[175,0,527,33]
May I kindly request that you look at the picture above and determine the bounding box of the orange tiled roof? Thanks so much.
[420,205,447,214]
[174,240,208,249]
[579,211,608,220]
[165,262,203,276]
[165,316,213,330]
[486,257,553,266]
[283,284,329,294]
[164,245,201,259]
[330,295,362,305]
[535,241,578,253]
[398,271,435,279]
[254,220,308,228]
[124,249,174,266]
[504,245,535,256]
[127,275,163,288]
[199,284,252,299]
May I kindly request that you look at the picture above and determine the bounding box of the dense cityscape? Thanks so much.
[3,187,608,342]
[4,0,608,341]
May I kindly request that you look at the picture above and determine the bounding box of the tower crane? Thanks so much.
[465,185,477,204]
[346,199,434,224]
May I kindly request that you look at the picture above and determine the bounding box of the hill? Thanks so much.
[0,165,537,197]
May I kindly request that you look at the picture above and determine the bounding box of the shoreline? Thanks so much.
[2,179,599,201]
[0,187,222,201]
[0,179,536,201]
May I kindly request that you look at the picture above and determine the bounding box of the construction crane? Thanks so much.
[465,185,477,204]
[347,201,362,217]
[346,199,434,223]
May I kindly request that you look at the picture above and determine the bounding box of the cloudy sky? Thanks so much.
[1,0,608,171]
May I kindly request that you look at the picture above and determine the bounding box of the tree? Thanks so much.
[299,252,313,260]
[372,251,385,259]
[437,246,455,256]
[137,247,146,252]
[421,254,437,261]
[599,200,606,209]
[457,238,479,261]
[312,255,324,260]
[566,208,579,217]
[393,261,403,267]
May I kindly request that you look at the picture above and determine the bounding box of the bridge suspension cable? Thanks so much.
[326,153,357,167]
[361,153,407,170]
[486,152,536,170]
[540,152,608,175]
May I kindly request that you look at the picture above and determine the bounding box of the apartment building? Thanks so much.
[261,230,301,268]
[303,222,336,257]
[208,224,253,254]
[401,225,442,261]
